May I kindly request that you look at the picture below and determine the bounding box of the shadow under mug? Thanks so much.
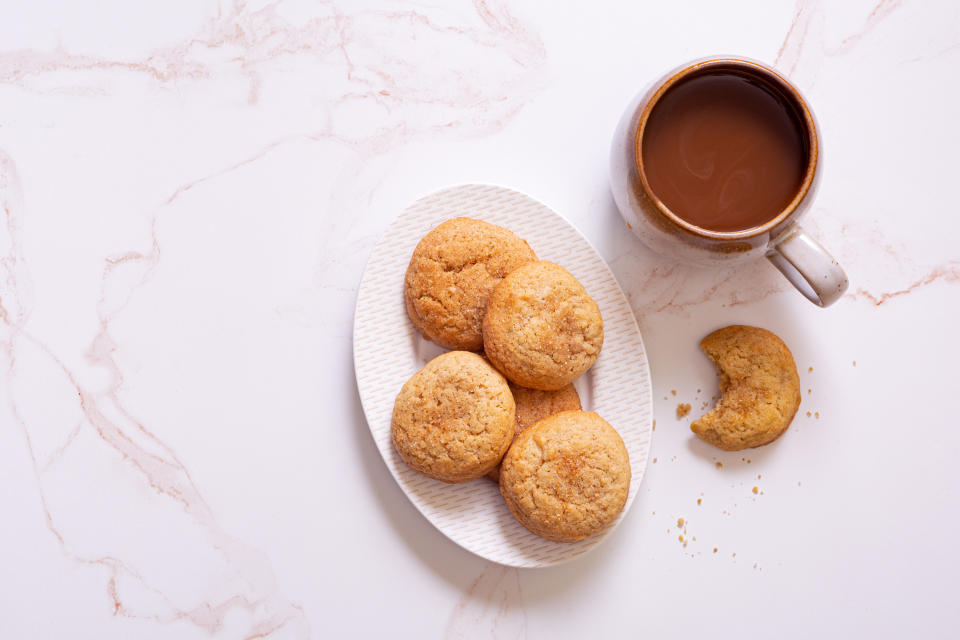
[609,56,848,307]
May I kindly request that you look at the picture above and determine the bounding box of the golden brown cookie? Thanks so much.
[404,218,537,351]
[499,410,630,542]
[392,351,515,483]
[482,261,603,391]
[486,383,582,482]
[690,325,801,451]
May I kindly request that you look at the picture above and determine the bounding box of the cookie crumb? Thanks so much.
[757,474,762,479]
[676,403,691,418]
[815,412,820,419]
[808,388,812,394]
[678,535,684,542]
[715,461,723,469]
[697,498,702,505]
[652,419,656,431]
[806,411,811,417]
[808,366,813,372]
[677,518,685,527]
[852,360,856,366]
[713,547,718,553]
[746,459,751,464]
[752,486,759,494]
[652,457,657,463]
[671,389,677,396]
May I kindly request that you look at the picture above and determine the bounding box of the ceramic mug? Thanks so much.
[610,56,848,307]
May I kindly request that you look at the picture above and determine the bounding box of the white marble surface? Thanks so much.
[1,1,958,638]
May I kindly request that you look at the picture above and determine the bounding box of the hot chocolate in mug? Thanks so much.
[610,56,848,307]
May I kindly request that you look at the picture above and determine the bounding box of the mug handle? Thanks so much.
[766,226,849,307]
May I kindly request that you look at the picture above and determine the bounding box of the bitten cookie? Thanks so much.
[482,261,603,390]
[499,410,630,542]
[392,351,515,483]
[690,325,801,451]
[404,218,537,351]
[486,383,582,483]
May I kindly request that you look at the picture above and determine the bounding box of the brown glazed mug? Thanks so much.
[610,56,848,307]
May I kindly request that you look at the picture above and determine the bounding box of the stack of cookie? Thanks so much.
[392,218,631,543]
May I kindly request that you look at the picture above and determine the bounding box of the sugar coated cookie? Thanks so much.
[392,351,515,483]
[499,410,630,542]
[404,218,536,351]
[486,383,582,482]
[482,261,603,390]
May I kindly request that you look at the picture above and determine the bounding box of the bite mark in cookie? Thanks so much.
[691,325,801,451]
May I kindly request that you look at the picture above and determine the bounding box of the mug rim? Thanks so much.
[633,57,819,241]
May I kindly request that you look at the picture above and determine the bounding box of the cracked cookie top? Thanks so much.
[486,382,582,483]
[499,410,630,542]
[482,261,603,390]
[404,218,537,351]
[391,351,515,483]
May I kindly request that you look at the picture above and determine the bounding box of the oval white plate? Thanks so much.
[353,184,653,567]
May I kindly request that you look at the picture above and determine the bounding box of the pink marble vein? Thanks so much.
[2,150,310,635]
[847,262,960,306]
[0,0,545,111]
[0,0,547,636]
[609,214,960,316]
[445,564,526,640]
[774,0,902,86]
